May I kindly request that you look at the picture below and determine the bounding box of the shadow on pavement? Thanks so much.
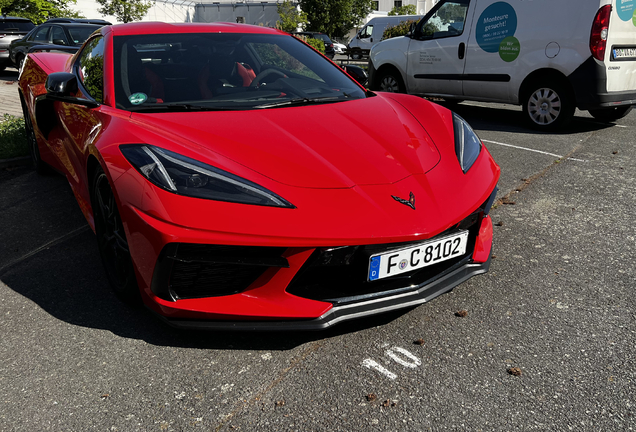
[434,100,616,135]
[0,166,410,352]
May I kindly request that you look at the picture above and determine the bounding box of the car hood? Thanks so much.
[129,95,441,189]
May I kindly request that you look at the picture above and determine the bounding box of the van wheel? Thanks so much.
[378,69,405,93]
[588,106,633,122]
[523,82,574,130]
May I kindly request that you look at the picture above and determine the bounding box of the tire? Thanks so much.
[21,100,51,174]
[588,106,633,122]
[522,82,575,131]
[377,69,405,93]
[92,167,141,305]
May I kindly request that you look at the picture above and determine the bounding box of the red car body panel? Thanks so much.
[18,22,500,329]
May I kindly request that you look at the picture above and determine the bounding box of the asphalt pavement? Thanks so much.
[0,67,23,118]
[1,67,635,430]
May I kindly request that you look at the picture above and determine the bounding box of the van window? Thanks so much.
[418,0,469,39]
[360,25,373,39]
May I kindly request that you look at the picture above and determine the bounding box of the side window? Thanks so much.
[32,26,50,42]
[77,36,105,103]
[360,25,373,39]
[418,0,469,39]
[50,26,68,45]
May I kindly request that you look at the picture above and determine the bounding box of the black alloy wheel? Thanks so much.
[21,101,49,174]
[92,167,141,304]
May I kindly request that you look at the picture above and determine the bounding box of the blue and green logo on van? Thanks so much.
[476,2,521,61]
[617,0,635,22]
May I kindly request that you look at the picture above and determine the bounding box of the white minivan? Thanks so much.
[369,0,636,129]
[348,15,422,58]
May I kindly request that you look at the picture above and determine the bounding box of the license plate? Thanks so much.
[368,231,469,281]
[613,47,636,59]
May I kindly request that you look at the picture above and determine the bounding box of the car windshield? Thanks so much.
[113,32,366,112]
[67,25,101,45]
[0,21,34,32]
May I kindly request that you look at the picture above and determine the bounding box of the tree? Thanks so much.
[388,4,417,16]
[276,1,308,33]
[95,0,152,23]
[299,0,372,38]
[0,0,83,24]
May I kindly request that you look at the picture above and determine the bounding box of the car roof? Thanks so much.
[0,16,33,22]
[106,21,285,37]
[46,18,112,25]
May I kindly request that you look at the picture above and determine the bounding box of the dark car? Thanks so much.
[9,22,103,69]
[293,31,335,59]
[0,16,35,71]
[45,18,112,25]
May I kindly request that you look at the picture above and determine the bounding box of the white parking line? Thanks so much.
[482,139,587,162]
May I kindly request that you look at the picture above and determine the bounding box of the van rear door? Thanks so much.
[606,0,636,93]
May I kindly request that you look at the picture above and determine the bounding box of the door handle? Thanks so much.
[458,43,465,60]
[370,38,374,42]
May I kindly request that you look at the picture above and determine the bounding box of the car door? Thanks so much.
[405,0,473,96]
[57,36,106,210]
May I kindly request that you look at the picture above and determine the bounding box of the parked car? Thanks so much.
[18,22,499,330]
[369,0,636,130]
[333,41,346,55]
[45,18,112,25]
[0,16,34,71]
[10,22,103,70]
[293,31,335,59]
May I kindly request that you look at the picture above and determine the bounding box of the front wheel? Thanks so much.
[21,100,51,174]
[377,69,405,93]
[522,82,574,131]
[588,106,633,122]
[92,167,141,305]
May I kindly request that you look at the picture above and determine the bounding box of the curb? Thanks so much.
[0,156,31,169]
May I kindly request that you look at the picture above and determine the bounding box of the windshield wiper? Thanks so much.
[128,103,234,113]
[254,96,349,109]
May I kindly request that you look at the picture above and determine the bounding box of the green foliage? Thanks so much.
[382,20,418,39]
[305,37,325,53]
[0,114,28,159]
[95,0,152,23]
[300,0,373,38]
[388,4,416,16]
[0,0,83,25]
[276,1,308,33]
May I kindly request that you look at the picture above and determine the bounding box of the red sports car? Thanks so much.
[18,22,500,330]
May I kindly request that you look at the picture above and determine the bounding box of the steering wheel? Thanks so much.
[250,68,286,87]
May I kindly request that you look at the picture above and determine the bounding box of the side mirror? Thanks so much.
[408,22,417,38]
[52,39,66,45]
[46,72,78,96]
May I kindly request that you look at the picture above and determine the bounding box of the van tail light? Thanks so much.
[590,5,611,61]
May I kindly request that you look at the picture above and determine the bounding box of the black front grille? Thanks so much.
[286,212,482,305]
[151,243,288,301]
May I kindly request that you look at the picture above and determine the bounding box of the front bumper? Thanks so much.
[154,255,491,331]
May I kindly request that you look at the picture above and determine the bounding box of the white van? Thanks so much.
[348,15,422,58]
[369,0,636,129]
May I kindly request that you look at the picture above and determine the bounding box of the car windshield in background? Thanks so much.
[0,21,34,32]
[67,25,101,45]
[113,33,366,112]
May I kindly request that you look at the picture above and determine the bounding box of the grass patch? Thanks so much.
[0,114,29,160]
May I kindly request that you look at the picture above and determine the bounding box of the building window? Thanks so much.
[394,1,402,8]
[372,1,379,10]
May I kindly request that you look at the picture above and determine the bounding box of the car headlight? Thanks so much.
[120,144,295,208]
[452,113,482,173]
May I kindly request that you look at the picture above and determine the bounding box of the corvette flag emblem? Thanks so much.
[391,192,416,210]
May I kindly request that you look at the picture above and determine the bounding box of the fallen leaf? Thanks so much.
[507,367,523,376]
[455,310,468,318]
[612,151,618,155]
[366,393,377,402]
[495,221,504,227]
[413,338,425,346]
[275,400,285,408]
[381,399,397,407]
